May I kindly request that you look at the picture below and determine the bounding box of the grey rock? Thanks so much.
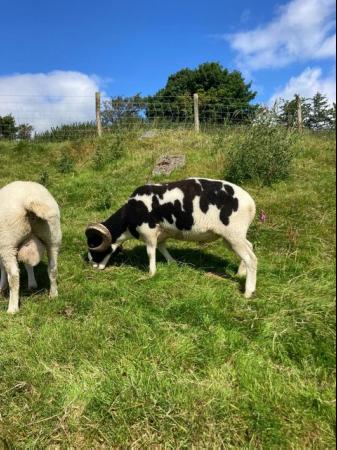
[153,155,186,176]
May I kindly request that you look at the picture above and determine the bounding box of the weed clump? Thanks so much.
[226,124,297,185]
[92,134,124,170]
[38,170,50,186]
[15,140,31,152]
[56,151,75,174]
[94,186,113,211]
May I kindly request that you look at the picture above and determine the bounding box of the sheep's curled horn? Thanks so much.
[85,223,112,252]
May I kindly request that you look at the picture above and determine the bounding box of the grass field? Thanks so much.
[0,129,336,448]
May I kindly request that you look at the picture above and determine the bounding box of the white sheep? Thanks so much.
[0,181,62,314]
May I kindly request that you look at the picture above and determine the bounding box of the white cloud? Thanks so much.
[226,0,336,71]
[0,71,103,132]
[268,67,336,105]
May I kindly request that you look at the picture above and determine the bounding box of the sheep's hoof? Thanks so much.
[7,307,19,315]
[28,283,38,291]
[167,259,176,265]
[244,290,255,299]
[237,269,247,278]
[49,290,58,299]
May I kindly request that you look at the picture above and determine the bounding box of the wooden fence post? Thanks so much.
[296,95,303,133]
[95,92,102,137]
[193,93,200,132]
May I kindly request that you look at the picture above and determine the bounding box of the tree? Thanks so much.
[0,115,17,139]
[331,103,336,130]
[147,62,257,124]
[17,123,34,140]
[101,94,145,127]
[277,96,311,128]
[307,93,334,130]
[277,93,335,130]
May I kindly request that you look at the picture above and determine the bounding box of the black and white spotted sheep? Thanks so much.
[85,178,257,298]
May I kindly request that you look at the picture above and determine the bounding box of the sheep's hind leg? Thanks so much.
[226,238,257,298]
[4,258,20,314]
[0,264,9,294]
[47,246,59,298]
[236,240,254,277]
[237,260,247,277]
[158,242,176,263]
[25,264,38,290]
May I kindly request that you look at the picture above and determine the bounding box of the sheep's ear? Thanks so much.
[85,223,112,252]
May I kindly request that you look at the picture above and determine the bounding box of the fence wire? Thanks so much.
[0,94,335,141]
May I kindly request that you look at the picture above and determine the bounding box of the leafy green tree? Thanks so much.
[101,94,145,127]
[147,62,257,124]
[0,115,17,139]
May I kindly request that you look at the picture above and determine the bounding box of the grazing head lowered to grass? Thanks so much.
[86,178,257,298]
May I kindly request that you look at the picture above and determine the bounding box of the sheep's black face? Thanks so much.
[86,226,113,269]
[86,228,105,250]
[88,246,123,269]
[86,227,123,269]
[88,247,113,264]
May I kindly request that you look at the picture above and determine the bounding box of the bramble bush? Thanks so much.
[226,124,297,185]
[35,122,97,142]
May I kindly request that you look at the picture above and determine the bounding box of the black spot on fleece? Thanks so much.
[101,178,239,241]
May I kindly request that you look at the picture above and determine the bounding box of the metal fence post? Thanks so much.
[95,92,102,137]
[296,95,303,133]
[193,93,200,132]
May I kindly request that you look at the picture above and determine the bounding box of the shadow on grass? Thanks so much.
[84,245,244,290]
[0,246,244,311]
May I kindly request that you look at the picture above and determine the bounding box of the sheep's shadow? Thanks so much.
[21,262,50,297]
[85,245,244,290]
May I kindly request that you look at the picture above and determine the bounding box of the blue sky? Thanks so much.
[0,0,335,129]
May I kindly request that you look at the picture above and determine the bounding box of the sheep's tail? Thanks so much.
[25,201,55,221]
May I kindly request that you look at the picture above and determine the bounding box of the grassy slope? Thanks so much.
[0,130,335,448]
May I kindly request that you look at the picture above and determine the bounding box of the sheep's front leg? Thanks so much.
[25,264,38,290]
[146,241,158,277]
[47,245,59,298]
[0,264,9,294]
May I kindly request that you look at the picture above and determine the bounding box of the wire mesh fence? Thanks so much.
[0,93,335,141]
